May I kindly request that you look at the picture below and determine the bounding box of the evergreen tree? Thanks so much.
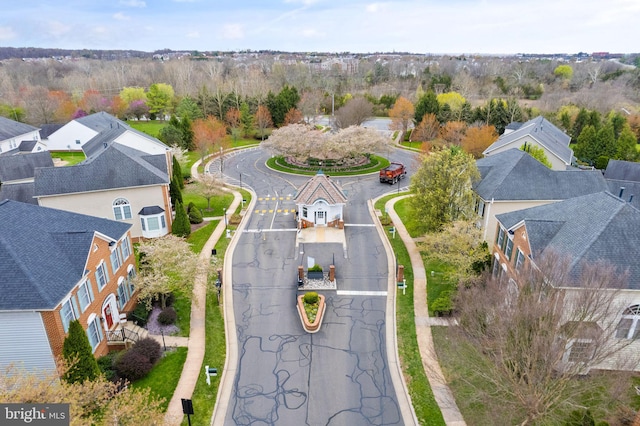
[158,125,182,147]
[414,91,439,124]
[571,108,589,140]
[179,116,195,151]
[172,200,190,237]
[240,102,254,137]
[595,123,616,160]
[169,178,182,206]
[460,101,474,124]
[587,110,602,130]
[266,85,300,127]
[187,202,203,224]
[172,156,183,189]
[437,103,452,123]
[607,111,627,140]
[62,320,100,384]
[574,125,598,164]
[616,126,639,161]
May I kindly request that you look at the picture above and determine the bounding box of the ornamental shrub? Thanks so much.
[132,337,162,364]
[308,264,323,272]
[187,202,203,224]
[115,349,153,381]
[130,303,151,327]
[172,200,191,237]
[303,292,319,305]
[62,320,101,384]
[158,306,177,325]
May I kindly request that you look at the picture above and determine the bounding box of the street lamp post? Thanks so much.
[240,172,242,189]
[219,147,223,177]
[223,207,227,229]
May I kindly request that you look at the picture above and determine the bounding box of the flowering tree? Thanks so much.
[262,124,391,163]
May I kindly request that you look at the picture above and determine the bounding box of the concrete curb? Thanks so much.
[385,195,467,426]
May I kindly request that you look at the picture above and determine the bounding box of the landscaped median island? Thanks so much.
[297,291,326,333]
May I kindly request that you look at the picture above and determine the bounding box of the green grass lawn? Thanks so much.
[374,194,446,426]
[183,186,234,218]
[187,221,219,253]
[130,347,188,411]
[128,120,167,138]
[50,151,86,165]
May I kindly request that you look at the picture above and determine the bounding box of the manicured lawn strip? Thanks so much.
[400,141,426,151]
[424,259,457,317]
[374,195,446,426]
[183,186,234,218]
[187,221,219,253]
[180,252,230,425]
[130,347,188,411]
[393,197,428,237]
[128,120,166,138]
[235,189,252,215]
[266,155,389,176]
[50,151,86,165]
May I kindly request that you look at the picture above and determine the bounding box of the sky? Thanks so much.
[1,0,639,54]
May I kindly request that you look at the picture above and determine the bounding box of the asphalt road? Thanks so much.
[211,147,417,425]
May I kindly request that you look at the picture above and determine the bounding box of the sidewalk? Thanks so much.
[163,187,242,425]
[385,195,466,426]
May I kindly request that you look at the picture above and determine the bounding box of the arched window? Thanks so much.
[616,305,640,339]
[113,198,132,220]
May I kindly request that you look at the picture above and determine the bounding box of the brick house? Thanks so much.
[0,200,138,374]
[492,191,640,371]
[294,170,347,228]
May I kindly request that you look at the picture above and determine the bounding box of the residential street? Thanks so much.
[211,147,415,425]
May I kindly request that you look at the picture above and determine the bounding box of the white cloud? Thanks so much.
[301,28,325,38]
[0,26,16,41]
[187,31,200,38]
[365,3,387,13]
[221,24,244,40]
[47,21,72,37]
[113,12,131,21]
[119,0,146,7]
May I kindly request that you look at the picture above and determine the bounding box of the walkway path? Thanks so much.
[385,195,466,426]
[163,157,242,425]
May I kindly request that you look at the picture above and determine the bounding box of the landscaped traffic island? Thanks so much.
[297,292,326,333]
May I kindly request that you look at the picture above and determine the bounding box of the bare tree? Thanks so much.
[194,173,224,211]
[452,252,637,425]
[332,96,373,129]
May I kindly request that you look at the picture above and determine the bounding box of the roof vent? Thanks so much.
[619,187,625,198]
[103,142,107,149]
[630,195,634,203]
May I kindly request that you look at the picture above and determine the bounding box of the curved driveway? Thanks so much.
[211,147,417,425]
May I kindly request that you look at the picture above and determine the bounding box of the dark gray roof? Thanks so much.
[483,116,573,165]
[504,122,523,131]
[0,183,36,204]
[0,151,54,182]
[474,148,608,201]
[0,116,39,141]
[75,111,128,132]
[496,191,640,289]
[39,123,64,139]
[606,179,640,209]
[81,121,167,159]
[0,200,131,310]
[34,144,168,197]
[139,206,164,215]
[18,141,37,152]
[604,159,640,182]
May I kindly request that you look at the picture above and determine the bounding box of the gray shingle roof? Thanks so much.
[75,111,128,132]
[496,191,640,289]
[33,144,168,196]
[606,179,640,209]
[0,116,39,141]
[294,171,347,205]
[474,148,608,201]
[483,116,573,165]
[0,200,131,310]
[0,151,54,182]
[604,159,640,182]
[0,182,36,204]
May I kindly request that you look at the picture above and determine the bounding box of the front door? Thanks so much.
[315,210,326,225]
[104,305,113,329]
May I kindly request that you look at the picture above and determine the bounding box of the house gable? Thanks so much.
[483,116,573,168]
